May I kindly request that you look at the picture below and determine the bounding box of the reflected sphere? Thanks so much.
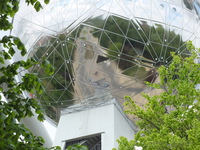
[13,0,200,122]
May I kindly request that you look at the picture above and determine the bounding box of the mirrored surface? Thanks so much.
[13,0,200,122]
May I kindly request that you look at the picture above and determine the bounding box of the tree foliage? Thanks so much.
[0,0,59,149]
[113,41,200,150]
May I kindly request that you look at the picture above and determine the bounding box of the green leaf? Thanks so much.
[3,51,11,59]
[0,57,5,64]
[21,48,27,56]
[17,41,24,50]
[30,0,37,5]
[1,36,9,43]
[34,1,42,12]
[35,108,42,114]
[13,5,19,13]
[44,0,50,4]
[8,47,15,56]
[26,134,33,141]
[13,37,20,45]
[37,114,45,122]
[0,112,7,121]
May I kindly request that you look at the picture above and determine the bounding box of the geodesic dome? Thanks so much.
[13,0,200,122]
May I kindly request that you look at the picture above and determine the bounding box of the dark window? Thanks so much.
[64,134,101,150]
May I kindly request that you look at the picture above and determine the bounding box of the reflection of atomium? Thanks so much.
[13,0,200,122]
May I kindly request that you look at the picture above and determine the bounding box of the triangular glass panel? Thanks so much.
[40,91,57,102]
[151,1,165,22]
[40,78,52,90]
[97,56,118,73]
[57,33,67,41]
[34,45,49,59]
[136,19,151,42]
[150,42,163,59]
[32,35,48,48]
[126,39,145,56]
[65,80,75,91]
[97,0,113,12]
[76,0,93,17]
[31,12,45,27]
[104,15,124,35]
[36,66,51,78]
[154,23,165,43]
[48,77,65,90]
[47,48,64,70]
[55,44,65,59]
[168,4,182,25]
[54,64,66,87]
[103,48,121,60]
[124,39,142,56]
[64,40,76,61]
[48,36,60,45]
[54,49,65,64]
[143,69,159,84]
[121,65,141,78]
[45,48,55,67]
[68,25,81,39]
[112,16,130,36]
[182,9,195,30]
[118,51,139,71]
[168,26,182,48]
[107,0,130,19]
[106,32,125,52]
[143,45,156,62]
[134,0,150,19]
[57,89,74,102]
[127,20,143,42]
[150,24,162,43]
[62,2,79,22]
[96,55,109,63]
[42,6,59,27]
[135,66,151,81]
[99,31,112,48]
[84,11,107,28]
[90,29,102,41]
[46,89,65,101]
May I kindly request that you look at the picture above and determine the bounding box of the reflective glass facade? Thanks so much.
[13,0,200,121]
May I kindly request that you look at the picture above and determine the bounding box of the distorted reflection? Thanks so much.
[29,12,190,121]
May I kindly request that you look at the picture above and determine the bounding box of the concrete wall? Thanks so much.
[53,100,135,149]
[113,103,135,147]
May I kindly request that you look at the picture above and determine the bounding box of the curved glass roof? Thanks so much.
[12,0,200,122]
